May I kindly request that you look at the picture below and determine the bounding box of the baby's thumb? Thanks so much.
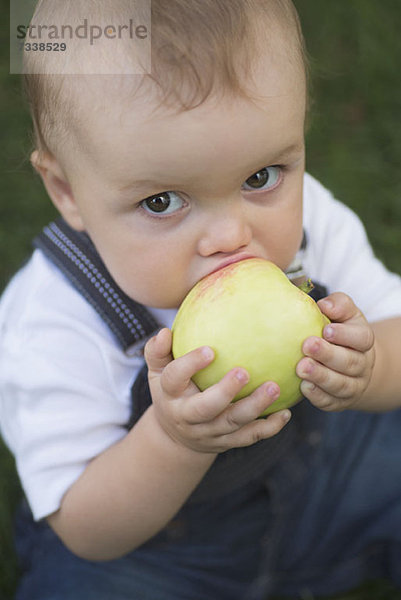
[144,328,173,374]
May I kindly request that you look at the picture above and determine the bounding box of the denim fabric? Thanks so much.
[267,408,401,598]
[15,404,401,600]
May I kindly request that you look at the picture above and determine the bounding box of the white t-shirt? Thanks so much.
[1,173,401,521]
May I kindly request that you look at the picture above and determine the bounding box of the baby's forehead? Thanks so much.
[61,55,306,186]
[67,41,304,146]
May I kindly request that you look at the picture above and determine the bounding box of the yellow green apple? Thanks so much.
[172,258,330,415]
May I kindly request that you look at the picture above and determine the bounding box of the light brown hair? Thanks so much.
[23,0,307,157]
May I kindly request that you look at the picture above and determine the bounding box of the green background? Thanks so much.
[1,0,400,597]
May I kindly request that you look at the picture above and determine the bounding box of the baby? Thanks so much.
[1,1,401,599]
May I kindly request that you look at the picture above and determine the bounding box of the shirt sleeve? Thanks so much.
[0,256,143,521]
[303,173,401,322]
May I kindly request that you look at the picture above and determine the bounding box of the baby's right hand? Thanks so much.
[144,328,291,454]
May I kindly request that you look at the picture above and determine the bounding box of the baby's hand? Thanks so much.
[296,293,375,411]
[144,328,291,454]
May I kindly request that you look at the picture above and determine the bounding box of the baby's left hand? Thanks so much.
[296,292,375,411]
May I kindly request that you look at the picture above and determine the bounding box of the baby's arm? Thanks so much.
[297,292,401,412]
[48,329,290,561]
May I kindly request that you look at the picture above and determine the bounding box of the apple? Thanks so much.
[171,258,330,415]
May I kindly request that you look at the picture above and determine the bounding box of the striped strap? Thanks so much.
[33,218,160,351]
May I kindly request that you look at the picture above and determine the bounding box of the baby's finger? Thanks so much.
[318,293,360,323]
[221,410,291,448]
[144,328,173,374]
[182,367,251,424]
[298,360,359,400]
[301,336,366,376]
[160,346,215,396]
[322,322,374,353]
[211,381,281,434]
[300,381,345,412]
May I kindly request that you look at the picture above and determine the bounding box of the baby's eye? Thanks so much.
[242,166,281,191]
[141,191,185,215]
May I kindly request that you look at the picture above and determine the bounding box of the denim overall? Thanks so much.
[14,219,401,600]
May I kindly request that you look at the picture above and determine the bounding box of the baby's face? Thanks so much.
[64,46,306,309]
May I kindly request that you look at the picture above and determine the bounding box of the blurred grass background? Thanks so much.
[0,0,400,598]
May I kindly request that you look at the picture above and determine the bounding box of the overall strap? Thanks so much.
[33,218,160,351]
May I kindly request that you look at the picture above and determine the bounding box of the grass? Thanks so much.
[1,0,401,598]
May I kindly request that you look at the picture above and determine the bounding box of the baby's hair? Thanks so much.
[23,0,307,158]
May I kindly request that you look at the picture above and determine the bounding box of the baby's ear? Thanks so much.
[31,150,85,231]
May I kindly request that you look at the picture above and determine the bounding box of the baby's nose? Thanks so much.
[197,205,252,256]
